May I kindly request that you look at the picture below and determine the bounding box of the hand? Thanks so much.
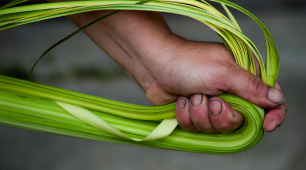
[143,40,286,133]
[62,10,286,133]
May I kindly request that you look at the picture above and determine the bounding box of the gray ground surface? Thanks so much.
[1,2,306,170]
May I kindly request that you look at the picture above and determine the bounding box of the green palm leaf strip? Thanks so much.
[0,0,279,154]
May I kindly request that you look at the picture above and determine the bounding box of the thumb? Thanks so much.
[224,66,285,108]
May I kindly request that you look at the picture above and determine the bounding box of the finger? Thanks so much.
[263,103,286,132]
[189,94,216,133]
[208,97,244,132]
[224,65,285,109]
[175,97,199,132]
[263,82,287,132]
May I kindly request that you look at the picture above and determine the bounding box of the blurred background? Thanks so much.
[0,0,306,170]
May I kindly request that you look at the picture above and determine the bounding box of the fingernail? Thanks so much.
[191,94,202,107]
[209,100,222,116]
[268,88,285,104]
[176,98,186,110]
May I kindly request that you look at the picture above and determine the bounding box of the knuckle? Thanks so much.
[245,75,265,101]
[248,75,262,93]
[276,108,286,123]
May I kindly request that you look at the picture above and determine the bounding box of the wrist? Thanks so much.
[57,8,186,93]
[72,10,185,92]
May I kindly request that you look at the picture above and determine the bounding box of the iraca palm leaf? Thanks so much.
[0,0,279,154]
